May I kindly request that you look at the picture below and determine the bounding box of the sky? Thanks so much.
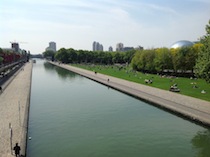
[0,0,210,54]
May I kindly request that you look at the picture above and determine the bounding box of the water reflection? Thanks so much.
[43,62,55,71]
[44,62,76,80]
[191,129,210,157]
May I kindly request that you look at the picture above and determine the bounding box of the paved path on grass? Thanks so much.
[49,61,210,127]
[0,62,32,157]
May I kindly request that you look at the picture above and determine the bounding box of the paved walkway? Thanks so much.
[0,62,32,157]
[49,61,210,127]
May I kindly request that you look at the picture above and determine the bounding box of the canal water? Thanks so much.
[27,59,210,157]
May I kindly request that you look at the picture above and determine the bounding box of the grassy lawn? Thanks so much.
[72,64,210,102]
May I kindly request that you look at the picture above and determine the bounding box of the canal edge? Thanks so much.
[24,61,33,157]
[48,61,210,128]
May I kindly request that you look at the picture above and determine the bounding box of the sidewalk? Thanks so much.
[0,62,32,157]
[49,61,210,127]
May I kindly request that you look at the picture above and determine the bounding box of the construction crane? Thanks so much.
[10,41,28,44]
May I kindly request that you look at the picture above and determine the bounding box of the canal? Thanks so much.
[27,59,210,157]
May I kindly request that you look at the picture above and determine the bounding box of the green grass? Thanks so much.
[71,64,210,102]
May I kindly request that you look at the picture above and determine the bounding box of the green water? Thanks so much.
[27,60,210,157]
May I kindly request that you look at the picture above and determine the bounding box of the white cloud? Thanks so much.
[0,0,209,53]
[186,0,210,4]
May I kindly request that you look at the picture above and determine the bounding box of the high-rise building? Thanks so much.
[99,44,103,51]
[116,43,124,52]
[92,41,103,51]
[108,46,113,52]
[46,41,56,52]
[93,41,96,51]
[11,42,19,52]
[49,42,56,52]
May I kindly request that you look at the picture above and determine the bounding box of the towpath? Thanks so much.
[49,61,210,127]
[0,62,32,157]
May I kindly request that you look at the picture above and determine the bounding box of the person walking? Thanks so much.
[13,143,21,157]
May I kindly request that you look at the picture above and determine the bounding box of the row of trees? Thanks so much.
[43,20,210,82]
[43,48,135,65]
[131,44,202,74]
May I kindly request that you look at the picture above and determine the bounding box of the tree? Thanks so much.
[43,50,55,61]
[177,47,191,73]
[131,50,141,70]
[112,52,124,64]
[170,48,180,73]
[77,50,86,63]
[131,49,156,72]
[0,48,3,54]
[123,49,136,64]
[55,48,69,63]
[194,20,210,82]
[104,52,113,64]
[0,57,3,64]
[185,44,201,73]
[154,48,172,73]
[67,48,77,63]
[143,49,156,72]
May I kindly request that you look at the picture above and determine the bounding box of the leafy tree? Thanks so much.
[112,52,124,64]
[131,49,156,72]
[67,48,77,63]
[131,50,144,71]
[0,57,3,64]
[123,49,136,64]
[0,48,3,54]
[170,48,180,73]
[195,20,210,82]
[185,43,201,73]
[55,48,69,63]
[144,49,156,72]
[77,50,87,63]
[104,52,113,64]
[98,51,106,64]
[177,47,192,73]
[43,50,55,59]
[154,48,172,73]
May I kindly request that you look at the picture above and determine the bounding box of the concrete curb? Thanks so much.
[21,62,33,157]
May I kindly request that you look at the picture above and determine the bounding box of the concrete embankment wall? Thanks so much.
[0,61,33,157]
[48,61,210,127]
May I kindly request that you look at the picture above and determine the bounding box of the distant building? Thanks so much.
[116,43,124,52]
[92,41,103,51]
[123,47,134,52]
[108,46,113,52]
[11,42,19,52]
[135,45,144,50]
[49,42,56,51]
[46,41,56,52]
[92,41,96,51]
[4,42,22,53]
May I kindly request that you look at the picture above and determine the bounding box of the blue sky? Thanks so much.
[0,0,209,54]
